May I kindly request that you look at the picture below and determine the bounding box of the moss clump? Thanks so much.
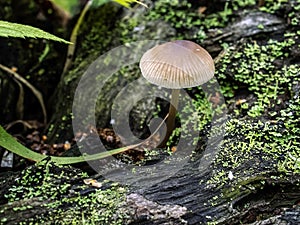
[143,0,257,42]
[203,34,300,188]
[205,105,300,205]
[286,0,300,28]
[2,160,129,224]
[145,0,195,30]
[259,0,289,14]
[217,36,298,118]
[167,90,213,148]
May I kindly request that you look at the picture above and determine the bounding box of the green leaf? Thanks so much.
[0,20,71,44]
[0,125,141,165]
[92,0,147,8]
[0,114,167,165]
[0,125,45,162]
[113,0,147,8]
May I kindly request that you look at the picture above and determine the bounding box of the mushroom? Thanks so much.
[139,40,215,147]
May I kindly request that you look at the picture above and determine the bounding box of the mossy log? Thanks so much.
[1,160,299,224]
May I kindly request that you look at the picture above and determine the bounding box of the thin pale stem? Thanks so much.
[158,89,180,148]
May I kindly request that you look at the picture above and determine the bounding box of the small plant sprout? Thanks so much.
[139,40,215,147]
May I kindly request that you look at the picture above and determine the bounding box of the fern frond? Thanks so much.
[0,20,71,44]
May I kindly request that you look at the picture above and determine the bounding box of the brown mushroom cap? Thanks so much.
[139,40,215,89]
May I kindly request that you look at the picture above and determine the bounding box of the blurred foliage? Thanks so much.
[51,0,146,16]
[51,0,79,15]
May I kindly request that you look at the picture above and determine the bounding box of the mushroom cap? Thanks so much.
[139,40,215,89]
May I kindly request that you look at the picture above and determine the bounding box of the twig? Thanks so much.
[0,64,47,125]
[12,77,24,119]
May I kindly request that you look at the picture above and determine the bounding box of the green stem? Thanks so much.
[0,114,168,165]
[0,125,134,164]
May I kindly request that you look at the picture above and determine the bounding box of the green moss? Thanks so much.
[205,100,300,187]
[205,87,300,183]
[136,2,298,189]
[216,37,298,118]
[259,0,289,14]
[3,161,129,224]
[177,30,299,189]
[143,0,257,42]
[231,0,256,10]
[145,0,194,29]
[287,0,300,28]
[64,3,120,84]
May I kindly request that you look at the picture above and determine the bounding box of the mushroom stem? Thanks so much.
[159,89,180,148]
